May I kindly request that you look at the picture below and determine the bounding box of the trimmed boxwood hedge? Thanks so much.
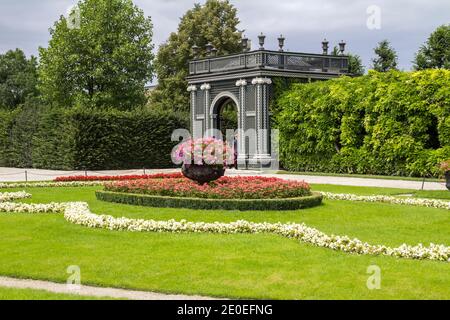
[95,190,323,211]
[0,105,187,170]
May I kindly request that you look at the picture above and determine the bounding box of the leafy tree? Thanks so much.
[348,54,365,76]
[151,0,242,113]
[0,49,38,109]
[332,46,364,76]
[414,25,450,70]
[372,40,398,72]
[38,0,154,109]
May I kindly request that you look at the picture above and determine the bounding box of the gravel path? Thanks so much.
[0,276,218,300]
[0,167,179,182]
[0,166,446,190]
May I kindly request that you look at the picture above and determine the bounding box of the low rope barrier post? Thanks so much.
[25,170,28,182]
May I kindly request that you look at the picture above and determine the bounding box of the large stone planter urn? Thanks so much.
[445,171,450,191]
[182,164,225,185]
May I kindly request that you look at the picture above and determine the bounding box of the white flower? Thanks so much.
[0,191,31,202]
[0,181,104,189]
[320,192,450,210]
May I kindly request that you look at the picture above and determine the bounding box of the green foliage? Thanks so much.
[270,77,308,125]
[372,40,398,72]
[151,0,242,113]
[331,46,365,76]
[0,49,38,109]
[0,104,187,170]
[0,98,47,167]
[8,99,42,167]
[276,69,450,177]
[218,101,238,137]
[32,106,77,169]
[38,0,154,109]
[96,190,323,211]
[69,108,186,169]
[414,24,450,70]
[0,109,17,166]
[348,54,365,76]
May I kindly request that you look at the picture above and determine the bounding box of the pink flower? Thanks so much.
[172,138,234,166]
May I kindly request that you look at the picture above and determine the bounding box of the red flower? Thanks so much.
[54,173,183,182]
[104,176,311,200]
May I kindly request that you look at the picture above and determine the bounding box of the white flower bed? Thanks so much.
[0,201,67,214]
[0,191,66,213]
[0,191,31,202]
[61,203,449,262]
[1,191,449,262]
[0,181,103,189]
[321,192,450,210]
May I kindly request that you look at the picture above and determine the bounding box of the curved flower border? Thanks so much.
[0,181,448,211]
[0,181,103,189]
[320,192,450,210]
[0,191,31,202]
[1,191,448,263]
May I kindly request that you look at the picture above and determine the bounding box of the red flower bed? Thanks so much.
[104,176,311,199]
[54,172,183,182]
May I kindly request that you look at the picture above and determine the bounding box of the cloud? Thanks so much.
[0,0,449,71]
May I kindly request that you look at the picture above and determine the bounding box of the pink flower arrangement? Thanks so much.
[105,176,311,199]
[173,137,234,167]
[54,173,183,182]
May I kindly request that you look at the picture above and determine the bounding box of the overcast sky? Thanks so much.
[1,0,449,71]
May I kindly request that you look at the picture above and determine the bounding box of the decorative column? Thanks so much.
[252,77,262,159]
[200,83,211,136]
[187,85,198,137]
[236,79,247,167]
[251,77,272,166]
[261,77,272,156]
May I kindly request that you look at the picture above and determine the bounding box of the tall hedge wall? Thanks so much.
[0,106,187,170]
[276,70,450,177]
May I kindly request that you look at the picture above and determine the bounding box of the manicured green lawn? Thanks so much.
[0,286,113,300]
[0,184,448,299]
[414,190,450,200]
[314,184,450,200]
[311,184,413,195]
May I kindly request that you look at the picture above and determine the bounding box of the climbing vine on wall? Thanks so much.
[276,70,450,177]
